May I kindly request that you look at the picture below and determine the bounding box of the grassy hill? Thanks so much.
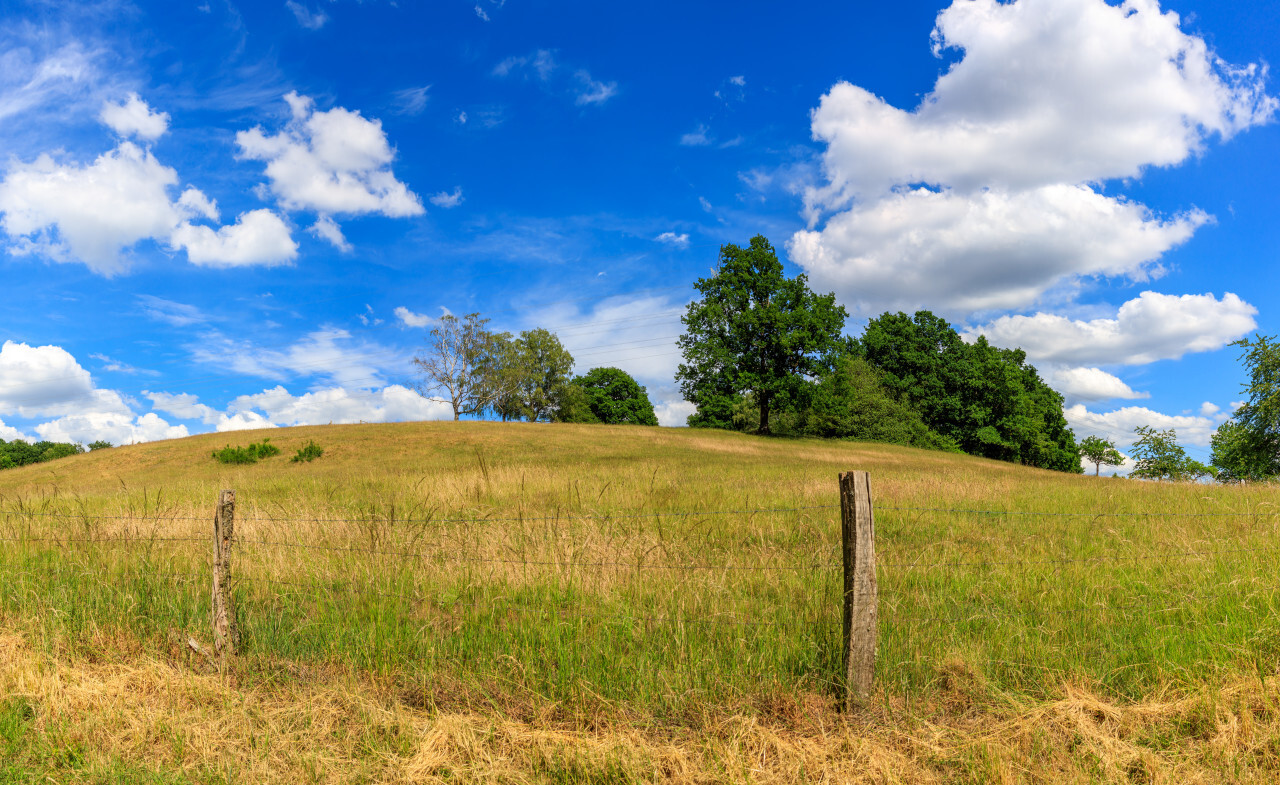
[2,422,1280,783]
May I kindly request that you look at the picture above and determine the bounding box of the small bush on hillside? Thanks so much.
[88,440,113,451]
[212,439,281,465]
[291,441,324,463]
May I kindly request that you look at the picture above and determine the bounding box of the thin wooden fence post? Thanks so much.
[840,471,877,710]
[211,489,239,658]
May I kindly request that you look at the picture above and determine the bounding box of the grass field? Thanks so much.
[3,421,1280,783]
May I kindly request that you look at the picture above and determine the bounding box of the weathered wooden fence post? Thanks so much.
[840,471,877,710]
[211,489,240,658]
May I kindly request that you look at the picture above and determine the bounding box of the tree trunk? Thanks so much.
[758,390,771,435]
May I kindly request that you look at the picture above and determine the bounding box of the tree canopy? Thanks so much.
[1131,426,1212,481]
[1211,335,1280,481]
[676,235,847,435]
[860,311,1081,472]
[795,355,959,451]
[412,313,513,421]
[412,314,583,423]
[571,367,658,426]
[1078,435,1125,476]
[508,328,576,422]
[0,439,85,470]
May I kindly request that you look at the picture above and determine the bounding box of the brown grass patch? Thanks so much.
[5,628,1280,783]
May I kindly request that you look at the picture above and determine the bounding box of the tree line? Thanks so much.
[414,234,1280,483]
[1035,335,1280,483]
[0,438,111,471]
[675,235,1083,473]
[412,314,658,426]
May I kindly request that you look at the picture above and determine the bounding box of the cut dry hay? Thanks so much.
[4,629,1280,783]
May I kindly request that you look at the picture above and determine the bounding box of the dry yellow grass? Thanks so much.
[5,628,1280,783]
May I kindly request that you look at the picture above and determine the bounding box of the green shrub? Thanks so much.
[291,441,324,463]
[212,439,281,465]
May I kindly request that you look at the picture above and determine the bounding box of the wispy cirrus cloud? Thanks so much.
[493,49,617,107]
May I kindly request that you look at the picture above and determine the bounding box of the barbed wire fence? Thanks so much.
[2,474,1280,711]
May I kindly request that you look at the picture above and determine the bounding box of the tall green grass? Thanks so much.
[1,422,1279,725]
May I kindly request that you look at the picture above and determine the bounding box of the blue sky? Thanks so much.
[0,0,1277,473]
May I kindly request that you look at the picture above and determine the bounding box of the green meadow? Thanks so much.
[2,422,1279,783]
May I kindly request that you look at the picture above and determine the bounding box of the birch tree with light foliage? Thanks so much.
[413,313,513,421]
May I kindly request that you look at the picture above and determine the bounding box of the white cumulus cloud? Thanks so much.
[145,390,276,432]
[1065,403,1226,450]
[968,291,1258,366]
[1045,366,1149,405]
[228,385,453,426]
[0,142,191,274]
[149,385,453,431]
[653,398,696,427]
[790,0,1274,318]
[0,94,299,273]
[0,341,96,417]
[35,411,187,446]
[172,209,298,267]
[0,342,187,445]
[0,417,31,442]
[791,186,1207,316]
[100,93,170,140]
[237,91,424,219]
[805,0,1275,205]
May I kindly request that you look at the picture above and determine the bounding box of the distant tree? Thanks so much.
[1130,426,1211,481]
[797,356,957,451]
[555,382,600,424]
[572,367,659,426]
[38,442,82,462]
[0,438,84,470]
[88,440,113,451]
[509,328,575,422]
[1210,335,1280,481]
[677,235,846,434]
[1232,335,1280,436]
[1078,435,1125,476]
[860,311,1081,472]
[486,332,525,422]
[1211,419,1278,482]
[412,313,513,421]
